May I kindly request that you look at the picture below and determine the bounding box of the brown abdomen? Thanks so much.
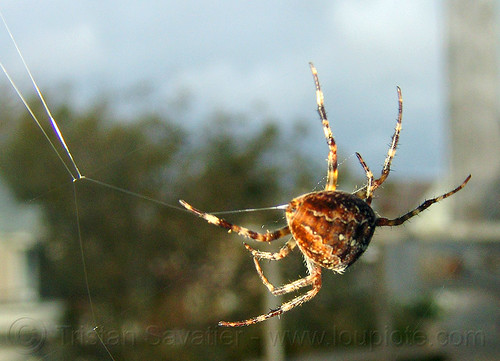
[286,191,377,272]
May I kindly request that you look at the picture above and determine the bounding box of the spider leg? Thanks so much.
[245,239,316,295]
[179,200,291,242]
[243,238,296,260]
[310,63,337,191]
[376,175,471,227]
[355,152,374,204]
[372,86,403,192]
[219,260,322,327]
[252,256,320,296]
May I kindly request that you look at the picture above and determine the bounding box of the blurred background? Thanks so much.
[0,0,498,360]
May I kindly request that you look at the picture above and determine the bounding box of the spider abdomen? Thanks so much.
[286,191,377,272]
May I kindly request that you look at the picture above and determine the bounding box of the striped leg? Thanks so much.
[251,257,320,296]
[355,152,375,204]
[244,239,317,295]
[372,86,403,191]
[243,238,296,260]
[219,259,322,327]
[376,175,471,227]
[310,63,337,191]
[179,200,291,242]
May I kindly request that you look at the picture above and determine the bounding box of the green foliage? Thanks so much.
[0,94,433,360]
[391,294,442,345]
[0,95,322,359]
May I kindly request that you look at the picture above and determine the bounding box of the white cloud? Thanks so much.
[0,0,450,178]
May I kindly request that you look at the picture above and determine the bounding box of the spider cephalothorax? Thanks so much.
[180,63,471,327]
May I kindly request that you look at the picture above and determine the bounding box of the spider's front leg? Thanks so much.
[373,86,403,191]
[353,87,403,203]
[355,152,375,203]
[310,63,338,191]
[179,200,291,242]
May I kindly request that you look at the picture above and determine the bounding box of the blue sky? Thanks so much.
[1,1,449,180]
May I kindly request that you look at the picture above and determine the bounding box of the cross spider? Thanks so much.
[179,63,471,327]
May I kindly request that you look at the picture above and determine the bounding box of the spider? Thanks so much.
[179,63,471,327]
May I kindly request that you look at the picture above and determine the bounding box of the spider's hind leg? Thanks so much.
[376,175,471,227]
[244,239,299,295]
[243,238,296,260]
[179,200,291,242]
[219,260,322,327]
[246,238,319,295]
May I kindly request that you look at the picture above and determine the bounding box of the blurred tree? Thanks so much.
[0,95,321,360]
[0,93,430,360]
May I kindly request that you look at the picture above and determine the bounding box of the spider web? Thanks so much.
[0,9,489,361]
[0,12,303,360]
[0,11,172,360]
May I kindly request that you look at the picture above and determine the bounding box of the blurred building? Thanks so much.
[260,1,500,360]
[446,0,500,221]
[371,0,500,360]
[0,179,63,360]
